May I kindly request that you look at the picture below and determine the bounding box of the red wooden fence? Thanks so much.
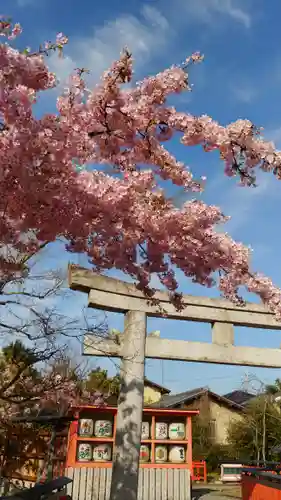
[192,461,207,483]
[242,471,281,500]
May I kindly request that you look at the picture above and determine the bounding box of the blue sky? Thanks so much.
[3,0,281,396]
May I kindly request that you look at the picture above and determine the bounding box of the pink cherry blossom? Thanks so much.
[56,32,69,46]
[1,21,281,318]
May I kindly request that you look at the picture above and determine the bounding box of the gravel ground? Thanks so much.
[192,485,241,500]
[192,494,235,500]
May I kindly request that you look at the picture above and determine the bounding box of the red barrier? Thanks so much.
[192,461,207,483]
[242,474,281,500]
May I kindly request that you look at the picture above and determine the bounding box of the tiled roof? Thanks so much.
[223,390,255,406]
[149,387,207,408]
[149,386,244,411]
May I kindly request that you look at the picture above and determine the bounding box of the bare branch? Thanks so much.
[0,347,59,398]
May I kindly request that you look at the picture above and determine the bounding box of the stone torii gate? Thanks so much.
[68,264,281,500]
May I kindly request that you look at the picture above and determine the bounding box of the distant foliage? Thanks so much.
[227,396,281,463]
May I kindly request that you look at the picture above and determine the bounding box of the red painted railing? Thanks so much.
[192,461,207,482]
[242,468,281,500]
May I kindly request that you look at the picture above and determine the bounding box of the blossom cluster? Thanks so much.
[1,23,281,317]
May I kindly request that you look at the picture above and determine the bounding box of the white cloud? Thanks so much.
[230,82,257,103]
[218,173,277,235]
[43,0,253,101]
[264,126,281,149]
[204,163,279,237]
[182,0,251,28]
[141,5,169,31]
[48,5,170,88]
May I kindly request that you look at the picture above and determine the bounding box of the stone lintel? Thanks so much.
[69,265,272,314]
[83,335,281,368]
[88,289,281,329]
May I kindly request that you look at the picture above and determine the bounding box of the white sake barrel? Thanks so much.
[155,422,168,439]
[139,445,150,463]
[77,443,92,462]
[169,422,185,440]
[169,445,185,463]
[93,443,112,462]
[155,445,168,463]
[94,419,113,437]
[141,422,150,439]
[79,419,94,437]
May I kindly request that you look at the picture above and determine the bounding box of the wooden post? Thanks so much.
[203,461,207,483]
[110,310,147,500]
[187,416,193,473]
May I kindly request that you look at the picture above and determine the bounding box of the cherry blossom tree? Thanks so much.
[0,340,113,422]
[0,342,83,420]
[0,343,108,489]
[1,18,281,317]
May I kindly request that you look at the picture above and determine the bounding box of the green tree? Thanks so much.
[85,368,120,398]
[192,415,213,460]
[227,396,281,463]
[265,378,281,395]
[0,340,55,414]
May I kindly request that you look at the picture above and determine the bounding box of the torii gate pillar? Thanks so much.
[111,310,147,500]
